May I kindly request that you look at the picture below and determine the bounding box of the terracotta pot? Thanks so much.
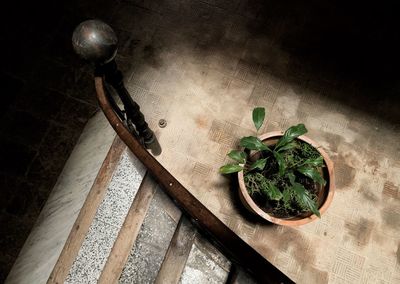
[238,131,335,226]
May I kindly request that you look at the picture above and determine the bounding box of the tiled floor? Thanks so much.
[107,1,399,283]
[2,0,400,282]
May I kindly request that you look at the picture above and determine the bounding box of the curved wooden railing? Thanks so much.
[95,76,293,284]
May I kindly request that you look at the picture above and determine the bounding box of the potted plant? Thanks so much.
[220,107,334,226]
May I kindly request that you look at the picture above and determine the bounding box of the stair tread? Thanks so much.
[118,188,178,284]
[179,243,230,284]
[66,150,145,283]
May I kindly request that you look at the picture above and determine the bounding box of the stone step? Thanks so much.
[179,234,231,284]
[117,187,232,284]
[114,178,256,284]
[53,141,258,284]
[118,188,179,284]
[65,149,146,283]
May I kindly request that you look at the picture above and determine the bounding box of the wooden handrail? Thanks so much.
[95,77,294,284]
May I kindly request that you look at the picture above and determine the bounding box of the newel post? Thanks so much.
[72,19,156,147]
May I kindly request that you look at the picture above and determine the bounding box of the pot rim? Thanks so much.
[237,131,335,226]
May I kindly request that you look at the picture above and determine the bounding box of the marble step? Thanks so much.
[113,177,257,284]
[6,111,259,284]
[5,112,118,284]
[65,149,146,284]
[47,136,258,284]
[117,188,233,284]
[61,147,234,284]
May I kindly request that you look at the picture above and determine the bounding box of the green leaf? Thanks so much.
[249,158,267,171]
[252,107,265,132]
[261,181,283,201]
[291,183,320,218]
[287,172,296,184]
[273,151,286,176]
[275,124,307,150]
[240,136,270,151]
[227,150,247,164]
[297,166,326,186]
[282,187,291,205]
[302,156,324,167]
[219,164,243,174]
[276,141,298,152]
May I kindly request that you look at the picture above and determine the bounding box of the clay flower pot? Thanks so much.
[238,131,335,226]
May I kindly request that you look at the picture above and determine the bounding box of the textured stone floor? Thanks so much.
[109,1,400,283]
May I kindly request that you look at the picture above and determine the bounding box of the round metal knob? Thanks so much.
[72,19,118,64]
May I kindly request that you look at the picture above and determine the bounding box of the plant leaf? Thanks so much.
[297,166,326,186]
[240,136,270,151]
[275,124,307,150]
[276,141,298,152]
[302,156,324,167]
[273,151,286,176]
[249,158,267,171]
[282,187,292,205]
[252,107,265,132]
[227,150,247,164]
[219,164,243,174]
[261,181,283,201]
[287,172,296,185]
[291,183,321,218]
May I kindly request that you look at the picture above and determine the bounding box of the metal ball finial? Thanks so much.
[72,19,118,64]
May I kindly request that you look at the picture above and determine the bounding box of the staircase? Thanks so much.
[4,111,272,284]
[51,139,257,283]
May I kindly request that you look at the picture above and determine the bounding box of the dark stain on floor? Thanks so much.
[304,266,329,284]
[362,190,379,203]
[367,159,379,175]
[334,160,356,190]
[366,159,380,172]
[382,181,399,200]
[195,116,208,129]
[345,218,374,247]
[321,132,342,154]
[359,181,379,203]
[397,243,400,264]
[275,227,315,266]
[381,207,400,231]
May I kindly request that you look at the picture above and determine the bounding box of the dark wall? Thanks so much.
[0,0,105,281]
[242,1,400,123]
[268,1,400,84]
